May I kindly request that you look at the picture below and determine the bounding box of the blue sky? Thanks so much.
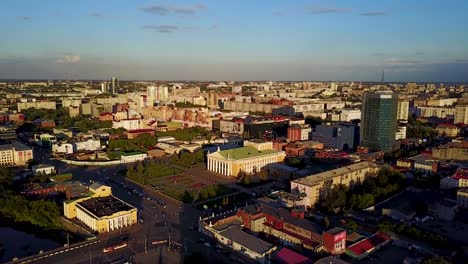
[1,0,467,81]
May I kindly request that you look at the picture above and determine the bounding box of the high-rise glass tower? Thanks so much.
[360,91,398,152]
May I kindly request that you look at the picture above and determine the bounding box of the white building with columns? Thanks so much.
[206,141,286,177]
[75,196,138,233]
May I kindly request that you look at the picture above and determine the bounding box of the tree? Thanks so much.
[323,216,330,228]
[422,256,451,264]
[242,173,252,185]
[346,221,358,232]
[0,167,12,186]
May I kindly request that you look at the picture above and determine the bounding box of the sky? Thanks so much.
[1,0,468,82]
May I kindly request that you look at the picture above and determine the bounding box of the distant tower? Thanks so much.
[380,69,385,83]
[110,77,117,94]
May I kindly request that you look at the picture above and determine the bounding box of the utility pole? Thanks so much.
[66,233,70,248]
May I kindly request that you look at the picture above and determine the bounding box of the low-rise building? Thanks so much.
[52,142,74,154]
[287,125,312,142]
[156,142,182,155]
[127,129,155,139]
[440,168,468,189]
[214,225,276,264]
[345,233,391,261]
[32,164,55,175]
[322,227,347,255]
[432,141,468,160]
[410,154,438,173]
[120,152,147,162]
[112,118,142,131]
[457,188,468,208]
[72,137,101,152]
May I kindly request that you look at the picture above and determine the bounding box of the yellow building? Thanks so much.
[63,183,137,233]
[432,142,468,160]
[207,141,286,177]
[63,183,112,219]
[457,188,468,208]
[0,142,33,166]
[435,124,460,137]
[291,162,380,209]
[76,196,138,233]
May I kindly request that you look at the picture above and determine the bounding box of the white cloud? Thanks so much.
[56,55,80,64]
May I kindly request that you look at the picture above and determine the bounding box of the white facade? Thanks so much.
[339,109,361,122]
[418,106,455,118]
[397,100,409,121]
[395,126,407,140]
[73,138,101,152]
[52,143,74,154]
[112,119,142,131]
[156,143,182,154]
[121,153,147,162]
[32,164,55,175]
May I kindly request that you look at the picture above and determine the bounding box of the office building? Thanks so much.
[312,123,359,150]
[360,91,398,152]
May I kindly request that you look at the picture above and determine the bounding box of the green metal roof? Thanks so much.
[217,146,280,160]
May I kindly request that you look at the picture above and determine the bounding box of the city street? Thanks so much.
[24,160,245,264]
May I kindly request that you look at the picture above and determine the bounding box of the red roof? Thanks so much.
[452,170,468,180]
[346,233,390,257]
[275,248,311,264]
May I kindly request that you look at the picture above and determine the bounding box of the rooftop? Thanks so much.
[275,247,312,264]
[219,225,275,255]
[293,161,378,187]
[213,146,281,160]
[326,227,346,235]
[314,256,350,264]
[346,232,390,257]
[77,196,135,218]
[0,142,32,151]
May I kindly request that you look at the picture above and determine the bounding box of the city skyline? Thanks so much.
[1,0,468,81]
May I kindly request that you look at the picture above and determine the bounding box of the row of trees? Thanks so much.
[19,108,112,133]
[170,150,205,167]
[126,160,177,184]
[109,134,159,152]
[180,184,235,203]
[319,167,406,212]
[0,188,62,229]
[155,127,212,141]
[378,221,447,248]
